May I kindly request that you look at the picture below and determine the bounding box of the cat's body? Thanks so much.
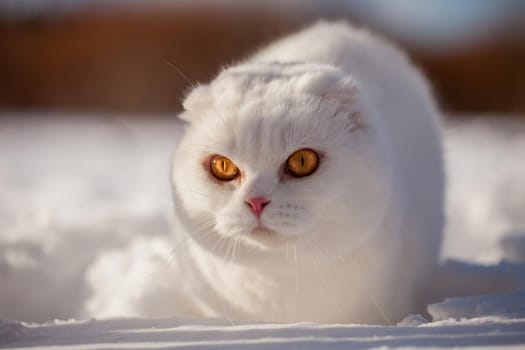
[168,22,444,324]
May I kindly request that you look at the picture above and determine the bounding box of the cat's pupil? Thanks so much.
[300,156,305,167]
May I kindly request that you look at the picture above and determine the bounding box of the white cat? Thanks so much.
[168,21,444,324]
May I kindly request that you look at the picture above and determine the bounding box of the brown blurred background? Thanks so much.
[1,1,524,116]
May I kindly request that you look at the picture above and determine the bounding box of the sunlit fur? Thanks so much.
[169,21,444,324]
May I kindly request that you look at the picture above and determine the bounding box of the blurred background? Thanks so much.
[1,0,525,115]
[1,0,525,323]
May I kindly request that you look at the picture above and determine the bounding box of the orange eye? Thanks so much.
[209,155,239,181]
[285,149,319,178]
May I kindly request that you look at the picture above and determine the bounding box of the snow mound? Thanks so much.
[429,291,525,321]
[443,118,525,264]
[0,320,25,345]
[0,115,180,322]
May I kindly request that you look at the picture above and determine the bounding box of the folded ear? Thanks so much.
[179,85,213,122]
[298,71,359,103]
[322,77,361,112]
[297,72,364,129]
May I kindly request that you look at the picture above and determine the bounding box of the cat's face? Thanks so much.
[172,63,392,258]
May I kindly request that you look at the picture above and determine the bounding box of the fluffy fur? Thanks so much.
[169,21,444,324]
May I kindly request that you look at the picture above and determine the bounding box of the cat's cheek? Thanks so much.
[262,205,314,238]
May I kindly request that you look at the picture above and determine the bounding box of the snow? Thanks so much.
[442,117,525,263]
[1,113,525,349]
[0,114,180,323]
[1,316,524,349]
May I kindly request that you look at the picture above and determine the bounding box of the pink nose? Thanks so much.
[246,197,270,218]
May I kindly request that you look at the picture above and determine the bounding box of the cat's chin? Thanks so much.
[241,226,300,250]
[251,226,275,237]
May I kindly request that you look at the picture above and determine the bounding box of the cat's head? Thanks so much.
[172,62,392,260]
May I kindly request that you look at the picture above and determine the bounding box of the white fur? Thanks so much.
[168,21,444,324]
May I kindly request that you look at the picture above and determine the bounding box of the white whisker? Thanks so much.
[163,59,197,89]
[292,243,299,297]
[369,294,393,326]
